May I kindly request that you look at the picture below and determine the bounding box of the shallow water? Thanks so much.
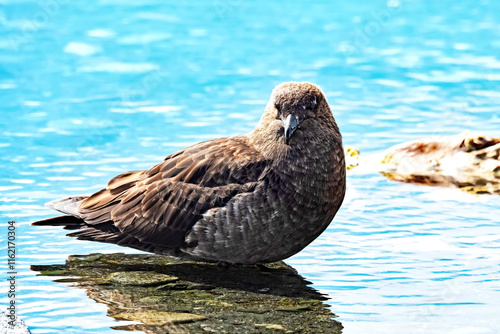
[1,0,500,333]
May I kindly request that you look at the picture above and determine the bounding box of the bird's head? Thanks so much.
[271,82,327,145]
[251,82,339,155]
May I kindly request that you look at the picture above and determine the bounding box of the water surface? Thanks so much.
[1,0,500,333]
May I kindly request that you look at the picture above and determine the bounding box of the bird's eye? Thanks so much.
[300,96,318,113]
[302,103,314,112]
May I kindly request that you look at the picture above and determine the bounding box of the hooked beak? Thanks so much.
[283,114,299,145]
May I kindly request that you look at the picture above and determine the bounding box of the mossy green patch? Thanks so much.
[107,271,179,286]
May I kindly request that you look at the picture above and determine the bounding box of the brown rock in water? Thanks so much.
[31,253,343,334]
[380,131,500,195]
[33,82,346,264]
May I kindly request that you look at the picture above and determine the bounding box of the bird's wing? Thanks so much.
[77,136,268,248]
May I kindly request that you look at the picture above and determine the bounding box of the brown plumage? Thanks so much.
[33,82,346,264]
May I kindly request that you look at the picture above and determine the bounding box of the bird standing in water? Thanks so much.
[34,82,346,264]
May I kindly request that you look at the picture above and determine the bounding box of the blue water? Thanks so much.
[1,0,500,333]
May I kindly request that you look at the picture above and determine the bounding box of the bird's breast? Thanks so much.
[183,133,346,264]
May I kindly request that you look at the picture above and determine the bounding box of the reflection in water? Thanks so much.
[31,253,343,334]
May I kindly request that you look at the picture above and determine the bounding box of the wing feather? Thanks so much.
[75,136,268,250]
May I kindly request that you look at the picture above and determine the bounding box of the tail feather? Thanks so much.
[33,197,179,257]
[45,196,88,217]
[32,215,85,230]
[67,226,174,255]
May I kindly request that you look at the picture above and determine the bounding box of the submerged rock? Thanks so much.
[113,311,207,325]
[379,131,500,194]
[107,271,179,286]
[31,253,343,334]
